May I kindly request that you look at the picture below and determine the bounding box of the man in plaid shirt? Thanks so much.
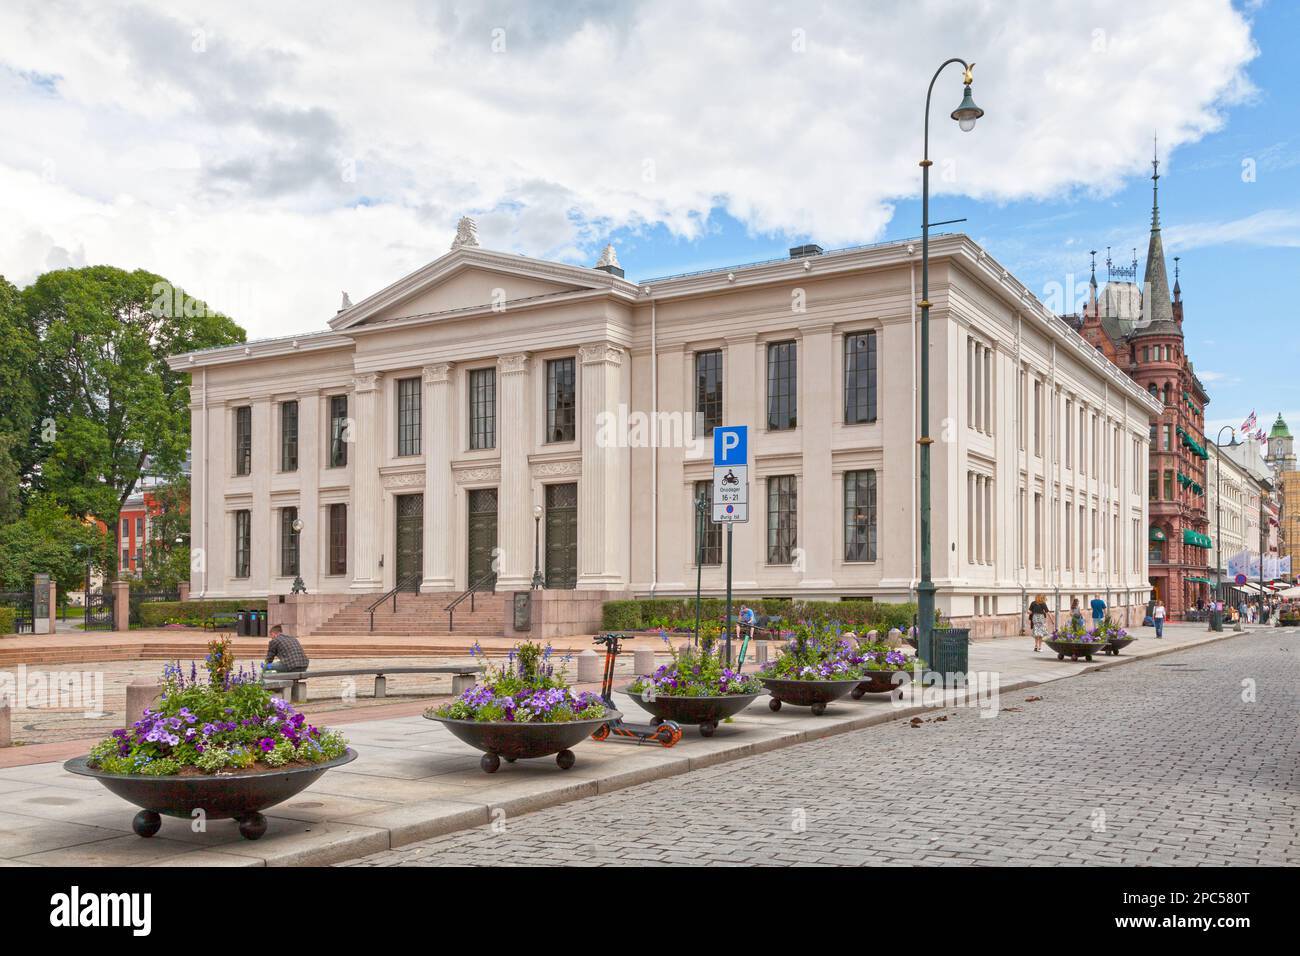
[265,625,310,672]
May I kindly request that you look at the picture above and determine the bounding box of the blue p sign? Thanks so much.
[713,425,748,466]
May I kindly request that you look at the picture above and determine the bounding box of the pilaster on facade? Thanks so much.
[421,363,455,591]
[577,342,627,588]
[496,352,532,589]
[349,373,382,590]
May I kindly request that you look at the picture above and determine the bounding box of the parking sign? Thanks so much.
[712,426,748,523]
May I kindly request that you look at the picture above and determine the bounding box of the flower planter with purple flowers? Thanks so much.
[620,637,766,736]
[426,641,611,771]
[757,626,869,716]
[70,639,353,840]
[851,646,923,699]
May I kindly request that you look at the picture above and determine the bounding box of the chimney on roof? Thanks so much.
[594,243,624,278]
[789,243,824,259]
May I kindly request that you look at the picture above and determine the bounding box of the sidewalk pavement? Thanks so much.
[0,621,1274,867]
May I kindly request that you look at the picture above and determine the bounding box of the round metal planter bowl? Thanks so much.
[64,748,357,840]
[1101,636,1137,656]
[1044,639,1102,662]
[617,684,765,737]
[757,676,861,716]
[425,712,619,772]
[851,669,912,700]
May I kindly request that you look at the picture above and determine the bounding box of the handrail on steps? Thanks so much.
[444,572,497,632]
[366,573,422,632]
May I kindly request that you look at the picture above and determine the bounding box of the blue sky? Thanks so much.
[606,1,1298,440]
[0,0,1291,441]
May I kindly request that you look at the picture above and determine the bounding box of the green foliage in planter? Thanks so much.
[138,599,266,628]
[0,605,16,635]
[601,597,917,633]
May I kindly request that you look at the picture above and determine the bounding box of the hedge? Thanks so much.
[138,599,267,628]
[602,598,917,632]
[0,606,15,635]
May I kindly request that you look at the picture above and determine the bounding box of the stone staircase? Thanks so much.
[312,590,507,637]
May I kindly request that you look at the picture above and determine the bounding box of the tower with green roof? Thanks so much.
[1266,413,1295,474]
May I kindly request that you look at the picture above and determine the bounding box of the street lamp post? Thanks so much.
[290,518,307,593]
[917,59,984,663]
[531,504,545,590]
[694,493,709,648]
[1215,426,1235,604]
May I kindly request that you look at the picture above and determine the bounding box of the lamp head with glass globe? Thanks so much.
[951,64,983,132]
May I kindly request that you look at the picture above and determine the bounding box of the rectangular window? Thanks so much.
[1163,470,1174,501]
[766,475,797,564]
[121,548,129,568]
[280,400,299,472]
[766,341,797,431]
[328,503,347,576]
[135,516,144,537]
[469,368,496,450]
[396,377,421,456]
[1065,502,1073,569]
[1018,371,1027,451]
[546,358,576,443]
[1033,380,1042,456]
[329,395,348,468]
[234,510,251,578]
[693,481,722,566]
[843,470,877,562]
[1034,492,1043,569]
[121,517,129,537]
[1163,423,1172,451]
[280,507,300,577]
[843,332,877,424]
[695,350,724,436]
[1149,470,1158,500]
[234,406,252,476]
[1078,408,1087,475]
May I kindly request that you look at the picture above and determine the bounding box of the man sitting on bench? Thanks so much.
[264,624,310,674]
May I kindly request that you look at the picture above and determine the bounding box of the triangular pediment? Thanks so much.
[330,247,629,331]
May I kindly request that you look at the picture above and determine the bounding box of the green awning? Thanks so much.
[1182,529,1212,548]
[1149,526,1167,542]
[1186,576,1215,585]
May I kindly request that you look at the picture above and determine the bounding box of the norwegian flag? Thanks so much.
[1241,411,1257,433]
[1255,429,1267,444]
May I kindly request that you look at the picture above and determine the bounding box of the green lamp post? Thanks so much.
[918,59,984,664]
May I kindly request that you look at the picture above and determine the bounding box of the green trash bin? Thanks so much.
[920,627,970,683]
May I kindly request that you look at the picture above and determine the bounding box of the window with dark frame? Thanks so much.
[396,377,421,456]
[844,332,877,424]
[234,406,252,476]
[693,481,722,566]
[469,368,496,450]
[234,510,251,578]
[694,350,723,436]
[329,395,348,467]
[280,400,299,472]
[280,507,299,577]
[767,341,797,430]
[328,503,347,576]
[843,470,877,562]
[546,357,576,443]
[767,475,798,564]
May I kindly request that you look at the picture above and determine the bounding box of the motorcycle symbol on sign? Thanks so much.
[721,469,740,487]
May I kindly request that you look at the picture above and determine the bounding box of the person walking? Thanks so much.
[1089,594,1107,625]
[1029,593,1050,653]
[1153,599,1166,639]
[1069,597,1084,629]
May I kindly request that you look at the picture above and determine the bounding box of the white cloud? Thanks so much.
[1166,209,1300,251]
[0,0,1258,338]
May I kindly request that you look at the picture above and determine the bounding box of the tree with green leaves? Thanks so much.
[0,275,40,525]
[21,266,244,578]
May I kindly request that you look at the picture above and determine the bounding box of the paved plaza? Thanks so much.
[0,622,1290,866]
[346,629,1300,867]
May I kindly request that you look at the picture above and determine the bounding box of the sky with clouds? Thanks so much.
[0,0,1295,435]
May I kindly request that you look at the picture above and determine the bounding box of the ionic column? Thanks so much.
[250,397,272,592]
[298,389,321,591]
[496,353,532,590]
[422,363,455,591]
[578,343,627,588]
[350,373,382,590]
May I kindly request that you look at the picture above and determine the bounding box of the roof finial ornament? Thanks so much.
[1105,246,1113,282]
[596,244,620,270]
[339,291,352,312]
[1131,247,1138,274]
[1173,255,1181,300]
[451,216,480,250]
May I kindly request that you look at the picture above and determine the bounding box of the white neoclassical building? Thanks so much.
[169,221,1158,636]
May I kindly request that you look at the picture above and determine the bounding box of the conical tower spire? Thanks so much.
[1137,133,1175,333]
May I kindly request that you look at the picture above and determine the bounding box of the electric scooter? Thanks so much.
[588,633,683,747]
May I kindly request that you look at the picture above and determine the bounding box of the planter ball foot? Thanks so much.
[238,812,267,841]
[504,757,517,763]
[810,703,827,716]
[768,698,782,712]
[556,749,576,770]
[132,810,161,838]
[1057,654,1065,660]
[699,721,717,738]
[481,753,501,774]
[851,687,865,700]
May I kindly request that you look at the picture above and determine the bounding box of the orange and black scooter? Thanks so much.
[589,633,682,747]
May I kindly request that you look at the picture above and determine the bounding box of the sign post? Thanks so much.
[713,426,748,665]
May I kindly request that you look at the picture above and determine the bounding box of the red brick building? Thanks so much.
[1066,153,1212,619]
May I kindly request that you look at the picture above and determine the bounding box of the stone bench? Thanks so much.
[263,665,483,703]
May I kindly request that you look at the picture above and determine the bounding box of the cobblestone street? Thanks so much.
[346,631,1300,867]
